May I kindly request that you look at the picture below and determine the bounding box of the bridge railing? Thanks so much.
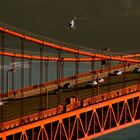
[1,83,140,131]
[0,105,64,131]
[83,84,140,107]
[2,62,136,98]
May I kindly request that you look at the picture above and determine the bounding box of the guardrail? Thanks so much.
[1,83,140,132]
[1,62,136,98]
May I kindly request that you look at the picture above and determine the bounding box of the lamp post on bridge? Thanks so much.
[94,71,99,96]
[101,48,111,72]
[6,68,16,97]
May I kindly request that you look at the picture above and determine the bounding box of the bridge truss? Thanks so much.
[1,85,140,140]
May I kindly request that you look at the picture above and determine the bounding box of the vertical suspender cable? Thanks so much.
[57,49,61,86]
[29,57,32,86]
[11,56,15,92]
[91,56,95,97]
[20,38,24,118]
[91,56,95,81]
[0,31,5,123]
[45,60,48,83]
[123,60,126,90]
[40,45,43,110]
[61,58,64,79]
[101,50,104,73]
[107,57,111,93]
[75,50,79,96]
[57,48,62,105]
[45,60,48,109]
[75,49,79,96]
[0,32,5,96]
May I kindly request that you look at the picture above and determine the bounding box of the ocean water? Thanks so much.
[95,123,140,140]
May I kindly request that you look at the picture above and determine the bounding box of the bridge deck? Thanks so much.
[0,71,140,122]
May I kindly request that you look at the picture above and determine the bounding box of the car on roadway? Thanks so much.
[109,70,122,76]
[96,78,104,84]
[113,70,122,75]
[63,83,73,89]
[85,81,98,88]
[54,86,63,95]
[133,67,140,73]
[0,101,7,106]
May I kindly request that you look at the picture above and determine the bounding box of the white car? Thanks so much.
[0,101,7,106]
[112,70,122,76]
[133,67,140,73]
[96,78,104,84]
[86,81,97,87]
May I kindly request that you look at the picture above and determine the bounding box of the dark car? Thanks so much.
[133,67,140,73]
[96,78,104,84]
[63,83,73,89]
[54,86,63,94]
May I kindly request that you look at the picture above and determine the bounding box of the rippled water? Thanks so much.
[95,123,140,140]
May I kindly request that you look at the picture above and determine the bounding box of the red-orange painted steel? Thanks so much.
[0,51,103,62]
[1,27,140,140]
[1,84,140,139]
[0,27,140,63]
[0,51,140,62]
[122,53,140,58]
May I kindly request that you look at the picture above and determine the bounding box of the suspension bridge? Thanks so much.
[0,27,140,140]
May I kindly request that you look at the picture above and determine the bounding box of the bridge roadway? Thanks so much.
[0,71,140,122]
